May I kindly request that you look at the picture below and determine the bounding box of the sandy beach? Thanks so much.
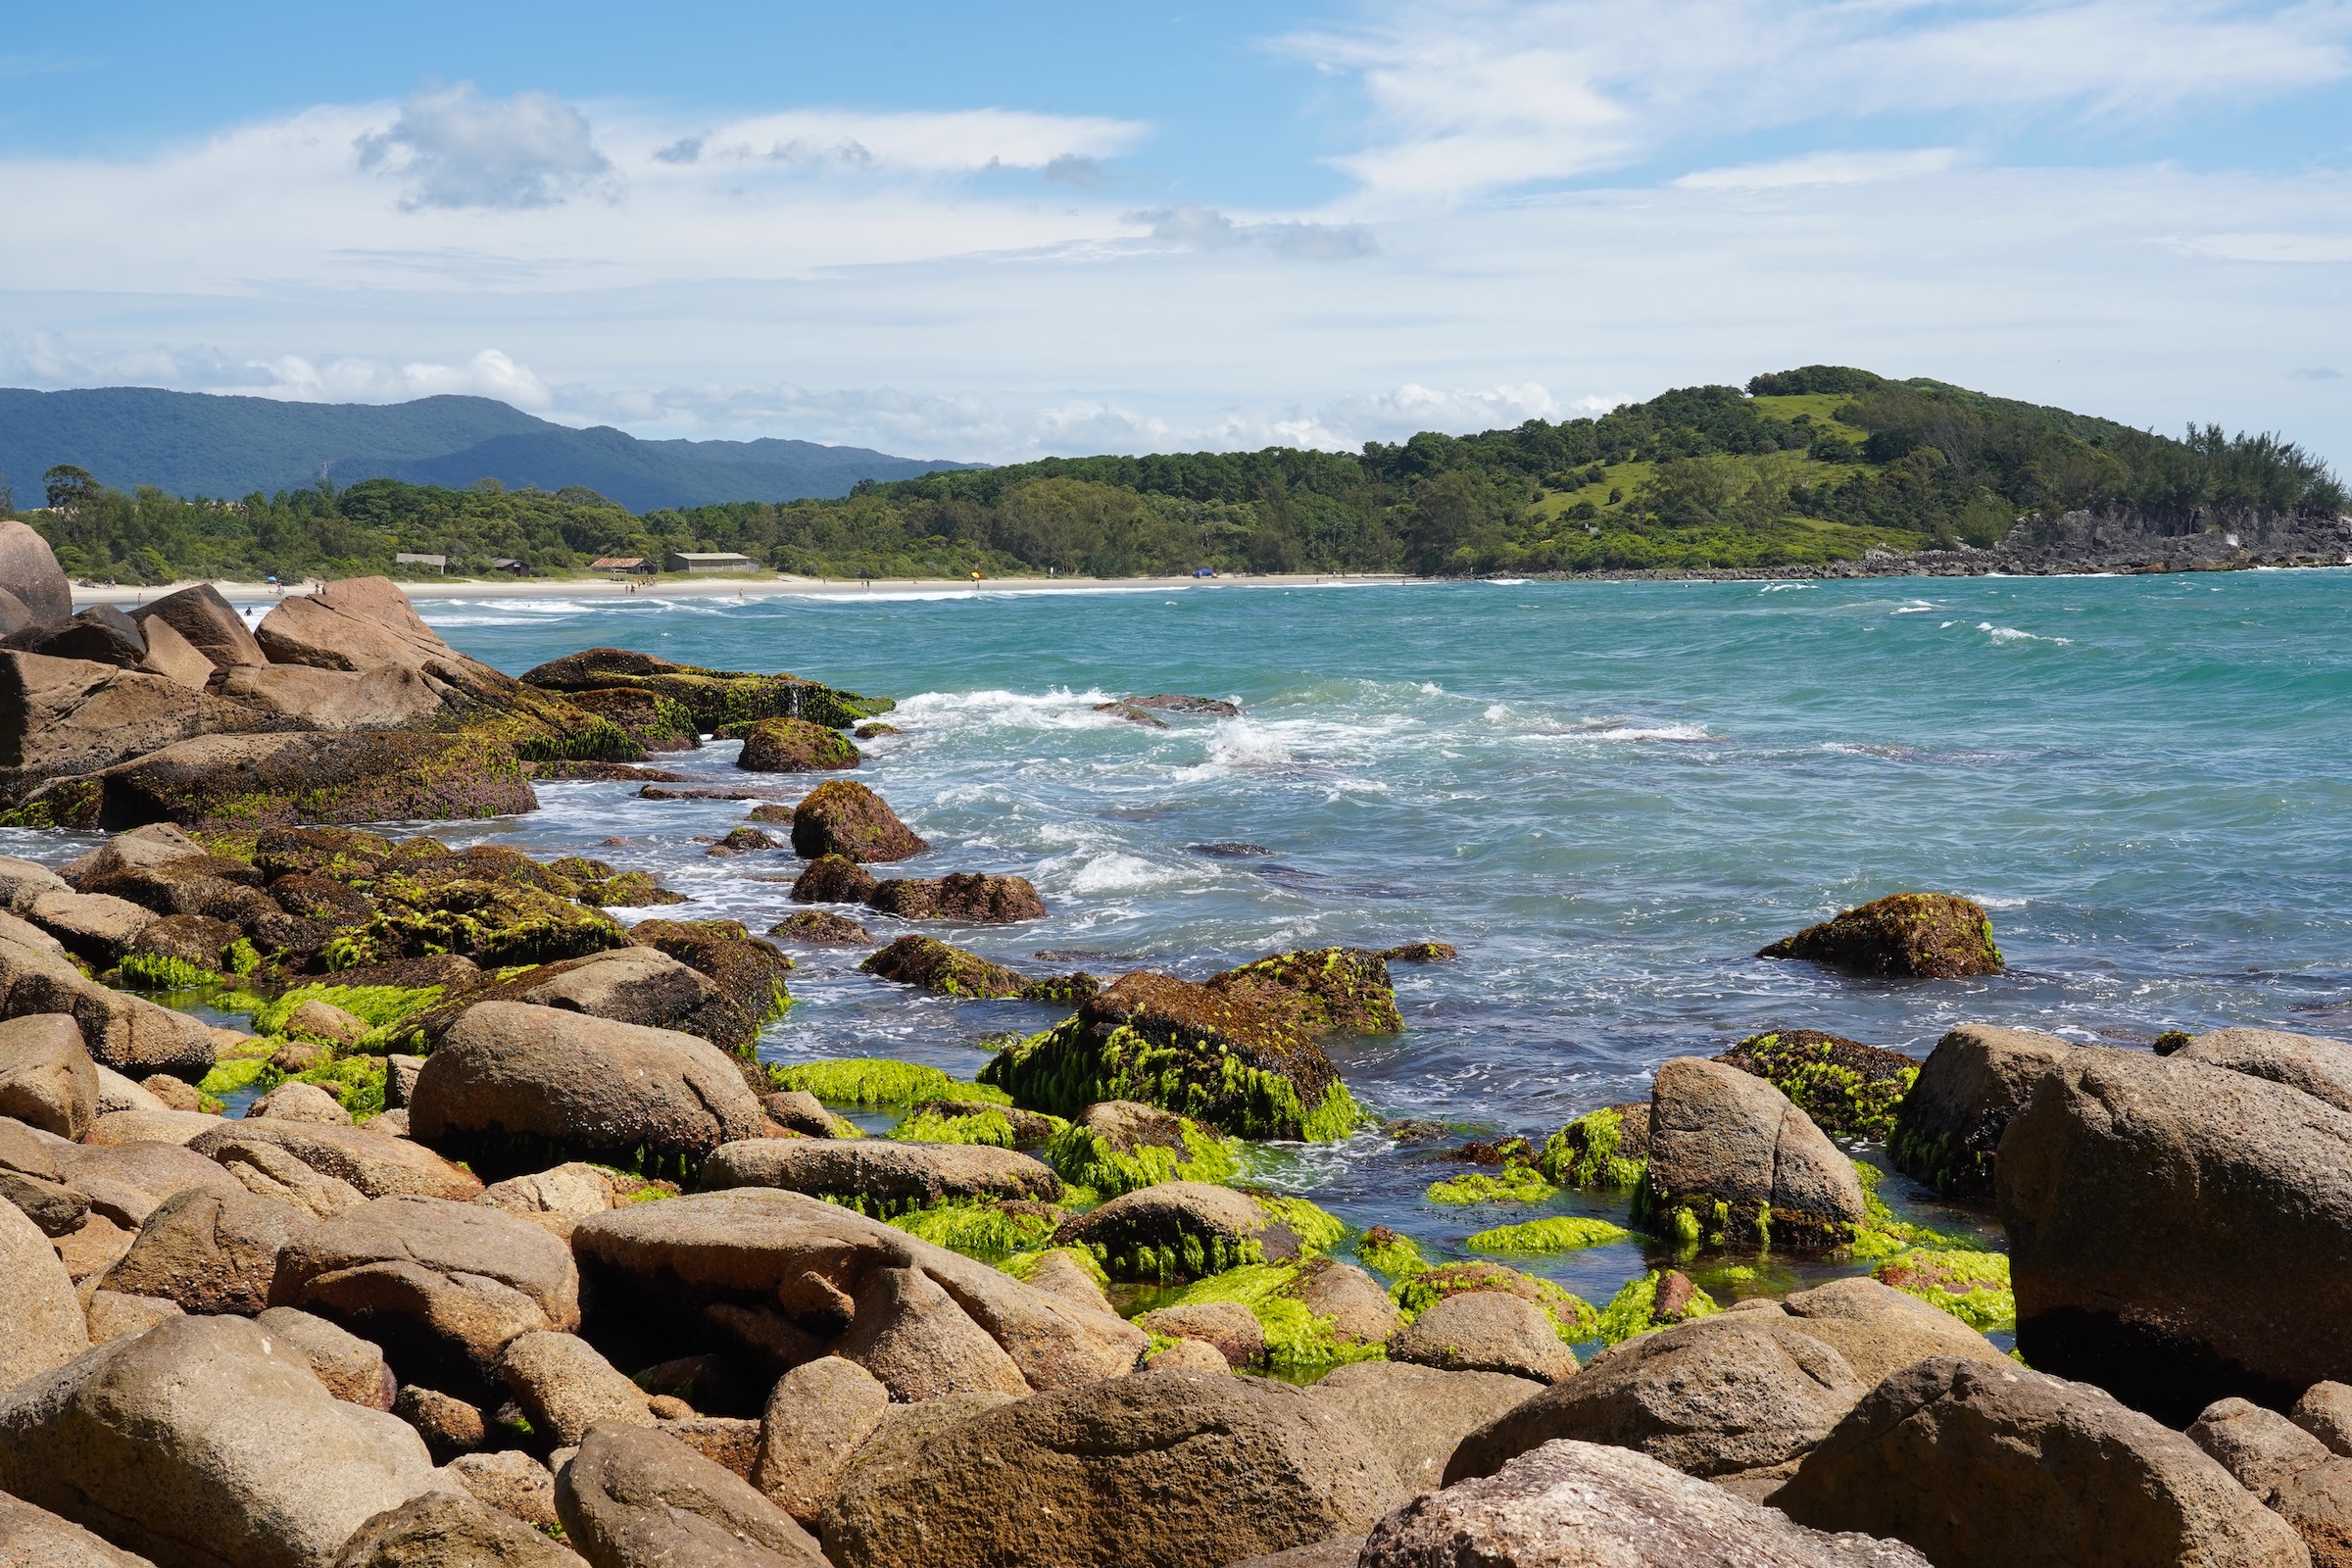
[71,569,1419,608]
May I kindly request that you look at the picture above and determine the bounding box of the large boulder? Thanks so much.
[1051,1180,1317,1281]
[256,1305,398,1410]
[215,663,447,731]
[4,608,150,670]
[51,1135,246,1229]
[0,1011,98,1139]
[1888,1022,2073,1200]
[1445,1313,1869,1491]
[754,1355,891,1527]
[620,919,795,1040]
[518,646,889,734]
[186,1119,482,1201]
[408,945,757,1054]
[1303,1360,1543,1495]
[1777,1357,2309,1568]
[737,716,858,773]
[500,1331,656,1446]
[1205,947,1401,1037]
[0,924,217,1079]
[0,1195,89,1392]
[101,1184,314,1315]
[270,1195,581,1400]
[10,730,541,832]
[2190,1396,2336,1500]
[0,1314,441,1568]
[0,520,73,624]
[982,971,1362,1142]
[0,651,291,805]
[408,1002,764,1181]
[788,780,927,863]
[130,583,266,671]
[1999,1045,2352,1420]
[0,1491,158,1566]
[864,873,1046,924]
[1756,892,2004,979]
[1641,1056,1864,1247]
[569,1189,1146,1395]
[856,934,1028,997]
[1390,1292,1578,1384]
[331,1491,576,1568]
[25,891,155,966]
[1776,1277,2008,1386]
[557,1423,829,1567]
[701,1138,1059,1210]
[817,1367,1408,1568]
[2181,1027,2352,1115]
[1367,1439,1929,1568]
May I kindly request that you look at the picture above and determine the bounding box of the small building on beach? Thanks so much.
[591,557,656,575]
[393,552,446,572]
[662,551,759,573]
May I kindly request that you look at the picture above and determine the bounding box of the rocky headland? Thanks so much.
[0,515,2345,1568]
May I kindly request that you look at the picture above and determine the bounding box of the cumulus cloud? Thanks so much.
[1284,0,2352,200]
[356,83,617,210]
[254,349,556,409]
[1129,204,1378,258]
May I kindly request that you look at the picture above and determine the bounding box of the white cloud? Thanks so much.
[1285,1,2352,200]
[1678,148,1962,190]
[255,349,556,409]
[2166,230,2352,263]
[1128,205,1378,258]
[356,83,616,211]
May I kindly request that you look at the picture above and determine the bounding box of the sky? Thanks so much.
[3,0,2351,466]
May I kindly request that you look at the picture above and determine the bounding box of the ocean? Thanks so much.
[108,572,2352,1317]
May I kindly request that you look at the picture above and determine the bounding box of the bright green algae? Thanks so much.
[982,1016,1364,1142]
[770,1057,1011,1108]
[1043,1115,1239,1197]
[1465,1215,1632,1254]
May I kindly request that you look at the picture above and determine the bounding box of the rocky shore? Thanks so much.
[0,516,2346,1568]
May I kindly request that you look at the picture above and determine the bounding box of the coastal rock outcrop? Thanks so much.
[1051,1179,1320,1281]
[519,645,890,733]
[864,872,1046,923]
[0,519,74,625]
[2179,1026,2352,1114]
[558,1422,830,1568]
[1714,1029,1919,1140]
[788,780,928,863]
[1998,1045,2352,1420]
[0,1010,99,1139]
[1777,1357,2307,1568]
[1757,893,2004,979]
[702,1138,1061,1209]
[1303,1360,1543,1495]
[736,715,860,772]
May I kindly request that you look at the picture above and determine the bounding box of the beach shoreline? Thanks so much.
[71,569,1420,607]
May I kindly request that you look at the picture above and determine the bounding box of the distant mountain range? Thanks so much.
[0,387,978,513]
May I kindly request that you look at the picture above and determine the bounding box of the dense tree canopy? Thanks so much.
[13,368,2341,582]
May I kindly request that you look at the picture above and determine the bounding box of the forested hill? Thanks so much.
[0,387,972,513]
[12,366,2344,583]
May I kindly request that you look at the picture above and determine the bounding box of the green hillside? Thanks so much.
[14,367,2341,583]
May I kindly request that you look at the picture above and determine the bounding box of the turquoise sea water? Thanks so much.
[164,572,2352,1312]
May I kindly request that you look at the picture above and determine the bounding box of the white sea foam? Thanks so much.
[1486,578,1529,586]
[890,688,1127,732]
[1890,601,1937,614]
[1978,896,2030,908]
[1978,621,2073,645]
[1758,582,1813,593]
[1066,853,1183,895]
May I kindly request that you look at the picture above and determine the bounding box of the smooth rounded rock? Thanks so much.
[501,1331,657,1446]
[1643,1057,1864,1247]
[331,1491,578,1568]
[1889,1022,2073,1199]
[1305,1360,1544,1495]
[0,1195,89,1392]
[755,1355,891,1527]
[102,1184,314,1315]
[558,1423,829,1568]
[0,1012,98,1141]
[702,1137,1058,1207]
[1391,1292,1578,1384]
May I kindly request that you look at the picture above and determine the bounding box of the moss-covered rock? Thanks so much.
[1394,1260,1598,1345]
[858,935,1027,998]
[734,716,860,773]
[517,646,891,732]
[767,909,875,947]
[889,1102,1065,1150]
[768,1056,1010,1108]
[325,877,627,970]
[1713,1030,1920,1141]
[562,687,703,752]
[865,873,1047,924]
[1355,1225,1430,1281]
[1054,1181,1344,1283]
[979,971,1365,1143]
[625,918,794,1034]
[1205,947,1401,1036]
[789,780,928,863]
[3,731,539,831]
[1593,1268,1721,1346]
[1756,892,2004,979]
[1042,1101,1238,1197]
[251,825,394,883]
[886,1199,1063,1260]
[1538,1104,1650,1189]
[1425,1165,1557,1205]
[1144,1261,1391,1374]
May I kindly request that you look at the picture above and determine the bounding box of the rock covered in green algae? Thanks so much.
[791,854,879,905]
[1714,1029,1921,1141]
[560,685,702,752]
[1886,1021,2072,1200]
[767,909,874,947]
[518,645,891,733]
[768,1056,1009,1109]
[734,715,861,773]
[1206,947,1402,1036]
[864,872,1046,923]
[1052,1180,1344,1282]
[1042,1099,1238,1197]
[1756,892,2004,979]
[1538,1103,1650,1189]
[624,918,794,1039]
[789,780,929,864]
[1637,1056,1865,1250]
[858,935,1027,998]
[1394,1260,1598,1346]
[980,970,1366,1142]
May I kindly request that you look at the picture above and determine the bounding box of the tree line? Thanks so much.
[9,367,2341,583]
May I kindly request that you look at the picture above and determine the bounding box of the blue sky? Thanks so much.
[4,1,2351,466]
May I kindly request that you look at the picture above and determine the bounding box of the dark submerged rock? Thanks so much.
[1757,892,2004,979]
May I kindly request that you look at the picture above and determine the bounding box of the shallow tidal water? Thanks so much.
[34,571,2352,1322]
